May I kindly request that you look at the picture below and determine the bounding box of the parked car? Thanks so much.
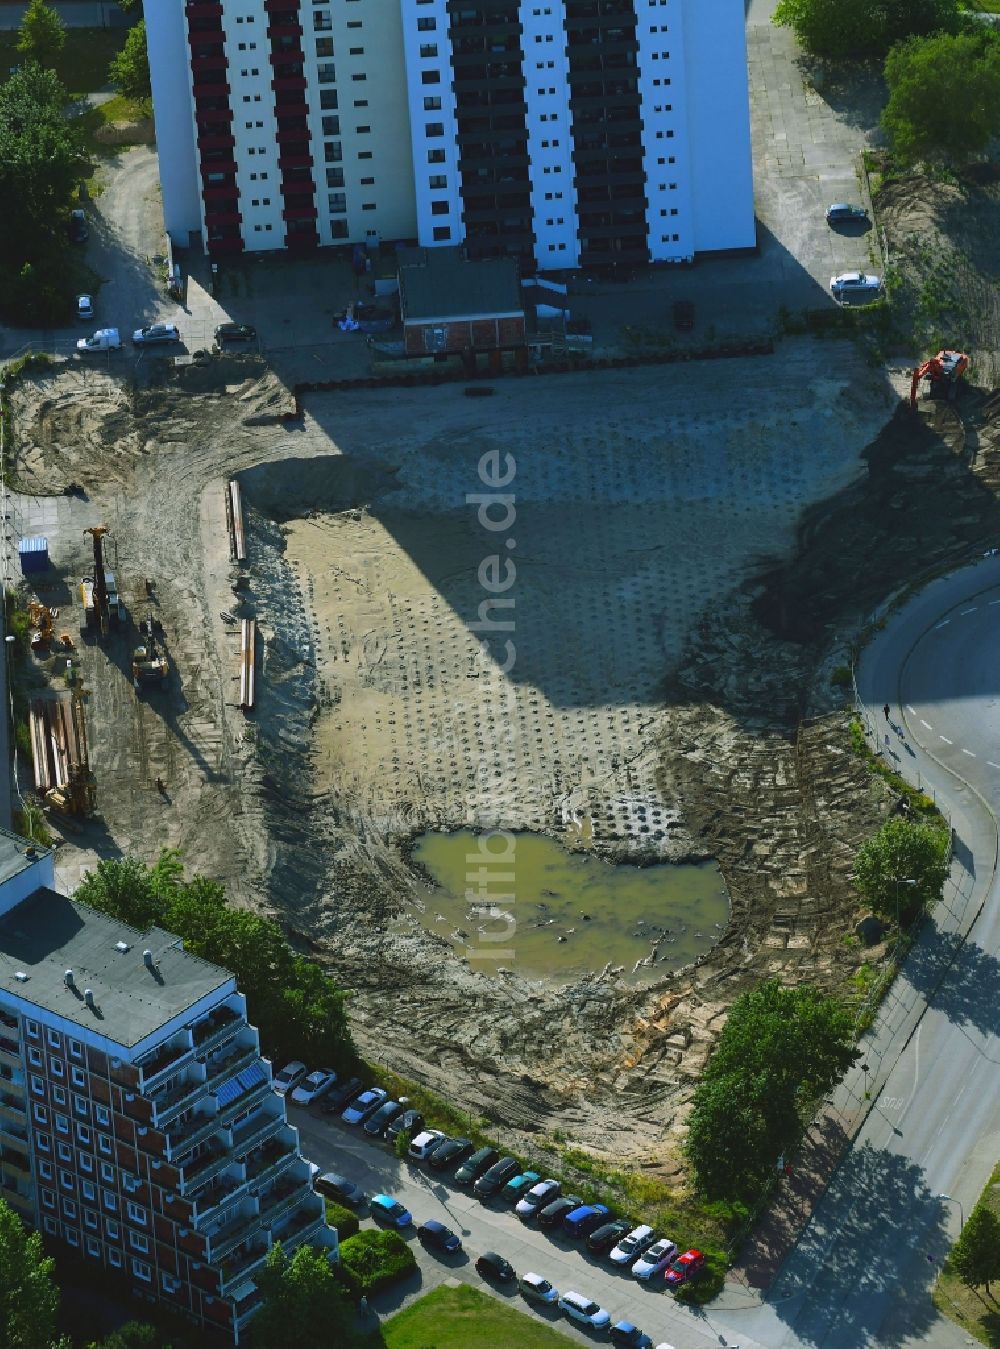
[214,321,257,344]
[364,1098,405,1138]
[454,1146,499,1187]
[76,328,122,354]
[76,294,94,321]
[672,299,695,331]
[342,1086,388,1125]
[427,1136,473,1171]
[290,1069,337,1106]
[417,1219,462,1254]
[610,1321,654,1348]
[475,1250,515,1284]
[563,1203,611,1240]
[386,1107,423,1146]
[538,1195,584,1230]
[68,209,88,243]
[322,1076,363,1113]
[825,202,868,225]
[632,1238,678,1282]
[587,1219,633,1255]
[829,271,882,300]
[519,1272,560,1305]
[271,1061,307,1097]
[474,1156,521,1199]
[369,1193,412,1228]
[313,1172,364,1206]
[664,1249,706,1289]
[515,1178,560,1219]
[557,1291,611,1329]
[408,1128,448,1162]
[132,323,181,346]
[502,1170,540,1203]
[609,1225,656,1268]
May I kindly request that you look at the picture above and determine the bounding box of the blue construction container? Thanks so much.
[18,537,49,575]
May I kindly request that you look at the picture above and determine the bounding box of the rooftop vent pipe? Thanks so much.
[84,989,95,1009]
[143,949,155,970]
[64,969,74,988]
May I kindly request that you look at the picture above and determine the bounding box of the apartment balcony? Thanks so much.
[196,131,235,151]
[266,19,302,39]
[190,54,229,78]
[275,122,308,143]
[0,1037,23,1070]
[277,150,313,170]
[168,1111,223,1165]
[257,1174,308,1229]
[192,80,230,102]
[234,1292,265,1334]
[0,1012,20,1034]
[0,1071,24,1096]
[0,1181,34,1216]
[264,0,299,13]
[192,1006,242,1057]
[230,1105,283,1161]
[139,1042,196,1096]
[220,1241,270,1295]
[193,1171,248,1227]
[285,228,319,251]
[206,1202,263,1264]
[281,203,317,222]
[204,207,243,227]
[271,1201,325,1255]
[185,0,223,17]
[0,1149,32,1181]
[0,1110,29,1147]
[204,1041,260,1094]
[242,1130,296,1191]
[272,74,308,94]
[208,237,245,256]
[150,1072,210,1130]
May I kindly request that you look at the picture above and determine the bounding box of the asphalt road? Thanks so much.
[718,556,1000,1349]
[293,1107,771,1349]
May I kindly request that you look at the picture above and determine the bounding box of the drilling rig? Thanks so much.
[80,525,125,638]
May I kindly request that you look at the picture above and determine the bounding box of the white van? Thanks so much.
[76,328,122,353]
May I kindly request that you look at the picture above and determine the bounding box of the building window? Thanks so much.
[103,1191,117,1213]
[129,1230,149,1254]
[79,1153,93,1175]
[126,1201,147,1227]
[428,175,446,189]
[55,1114,69,1136]
[423,97,441,111]
[427,149,445,164]
[43,1217,57,1235]
[105,1219,119,1240]
[47,1029,61,1050]
[425,122,443,138]
[322,115,340,135]
[86,1236,101,1258]
[419,43,437,57]
[26,1020,39,1040]
[82,1180,96,1203]
[36,1132,50,1153]
[84,1209,98,1230]
[73,1095,88,1118]
[95,1105,110,1127]
[32,1103,48,1125]
[70,1067,86,1088]
[420,70,439,85]
[29,1075,44,1096]
[97,1134,112,1155]
[41,1189,55,1210]
[132,1260,152,1283]
[59,1168,73,1191]
[62,1198,77,1220]
[65,1228,80,1248]
[28,1047,42,1068]
[57,1142,72,1164]
[52,1087,66,1107]
[100,1161,114,1184]
[38,1160,53,1181]
[108,1248,122,1268]
[315,36,333,56]
[430,201,448,216]
[76,1124,91,1147]
[432,226,451,241]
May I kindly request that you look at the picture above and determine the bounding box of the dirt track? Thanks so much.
[12,341,1000,1165]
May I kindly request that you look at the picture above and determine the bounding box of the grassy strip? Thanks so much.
[848,717,949,834]
[362,1284,579,1349]
[0,29,130,99]
[368,1065,732,1303]
[933,1158,1000,1344]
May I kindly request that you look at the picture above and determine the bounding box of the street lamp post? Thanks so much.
[938,1193,965,1231]
[894,876,918,930]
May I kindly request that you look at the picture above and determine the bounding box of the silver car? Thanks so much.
[132,323,181,345]
[829,271,882,299]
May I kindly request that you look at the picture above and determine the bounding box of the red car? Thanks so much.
[664,1249,705,1288]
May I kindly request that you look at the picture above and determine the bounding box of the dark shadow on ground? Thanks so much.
[906,927,1000,1041]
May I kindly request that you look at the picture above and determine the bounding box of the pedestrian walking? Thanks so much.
[883,703,891,722]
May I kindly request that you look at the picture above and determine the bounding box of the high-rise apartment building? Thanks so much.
[148,0,754,268]
[0,830,336,1344]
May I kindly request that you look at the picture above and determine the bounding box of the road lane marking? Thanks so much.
[961,607,977,615]
[990,599,1000,606]
[906,705,916,715]
[935,620,950,629]
[940,736,953,744]
[920,719,932,730]
[988,761,1000,770]
[962,748,976,757]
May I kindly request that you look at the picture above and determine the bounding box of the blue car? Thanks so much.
[370,1193,412,1228]
[562,1202,611,1240]
[417,1219,462,1253]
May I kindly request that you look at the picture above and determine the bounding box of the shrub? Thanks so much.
[830,665,852,688]
[323,1201,359,1240]
[338,1229,416,1296]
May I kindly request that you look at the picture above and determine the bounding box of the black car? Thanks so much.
[314,1172,365,1206]
[363,1099,405,1138]
[538,1194,584,1230]
[474,1156,521,1200]
[454,1146,499,1188]
[417,1219,462,1254]
[386,1107,423,1146]
[68,209,88,243]
[321,1076,363,1113]
[427,1136,473,1172]
[214,321,257,344]
[475,1250,515,1284]
[587,1218,632,1255]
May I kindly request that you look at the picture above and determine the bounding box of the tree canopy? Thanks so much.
[0,1198,62,1349]
[882,31,1000,166]
[16,0,66,70]
[252,1242,357,1349]
[686,979,857,1201]
[853,816,950,925]
[773,0,964,60]
[949,1205,1000,1299]
[109,21,151,102]
[74,851,355,1071]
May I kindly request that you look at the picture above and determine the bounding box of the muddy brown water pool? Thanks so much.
[403,830,730,984]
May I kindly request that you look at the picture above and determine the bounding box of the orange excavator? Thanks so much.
[910,350,969,409]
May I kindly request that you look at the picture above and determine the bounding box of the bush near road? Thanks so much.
[773,0,964,58]
[325,1200,361,1240]
[853,816,950,927]
[339,1230,417,1297]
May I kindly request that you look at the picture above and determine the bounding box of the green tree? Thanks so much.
[253,1242,356,1349]
[16,0,65,70]
[882,32,1000,166]
[854,816,950,924]
[773,0,963,59]
[0,62,80,258]
[685,980,857,1201]
[0,1197,62,1349]
[108,21,150,102]
[74,851,355,1070]
[950,1205,1000,1301]
[87,1323,160,1349]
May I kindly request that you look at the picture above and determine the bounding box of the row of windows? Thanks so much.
[39,1219,156,1283]
[25,1022,84,1060]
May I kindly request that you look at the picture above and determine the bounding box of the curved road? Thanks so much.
[717,558,1000,1349]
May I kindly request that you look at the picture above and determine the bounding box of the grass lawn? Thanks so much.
[0,28,131,98]
[365,1284,575,1349]
[933,1159,1000,1346]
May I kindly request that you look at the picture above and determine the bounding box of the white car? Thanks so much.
[829,271,882,299]
[609,1224,656,1267]
[632,1237,678,1281]
[515,1178,560,1218]
[557,1291,611,1329]
[76,328,121,353]
[76,294,94,321]
[272,1060,307,1096]
[519,1272,560,1305]
[132,322,181,345]
[289,1068,337,1105]
[408,1128,446,1161]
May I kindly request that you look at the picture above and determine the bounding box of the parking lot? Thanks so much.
[290,1100,768,1349]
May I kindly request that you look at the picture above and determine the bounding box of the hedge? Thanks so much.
[338,1229,417,1296]
[324,1200,360,1239]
